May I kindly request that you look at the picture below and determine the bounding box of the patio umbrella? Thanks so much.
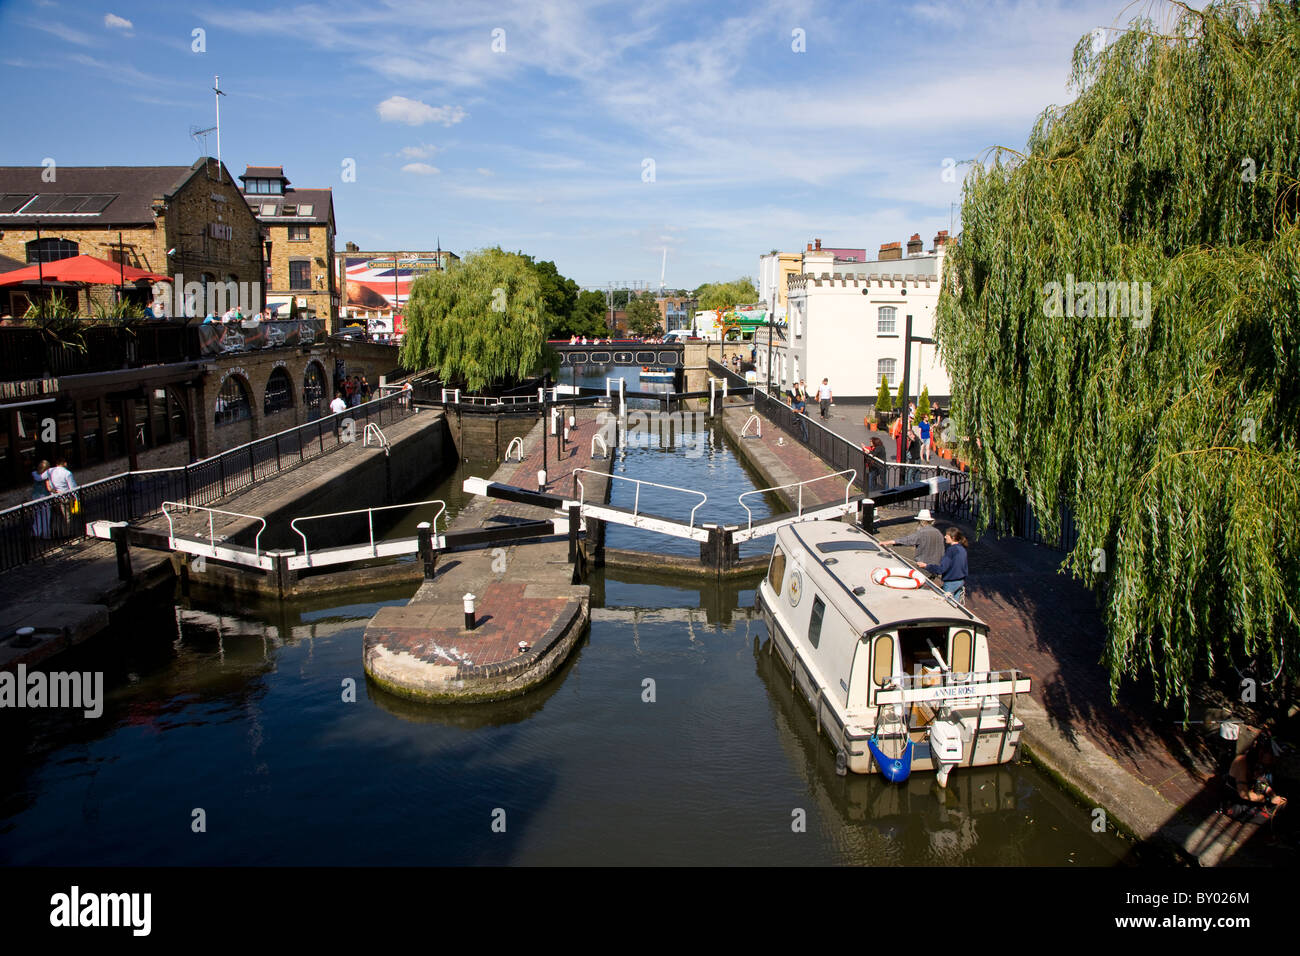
[0,254,171,315]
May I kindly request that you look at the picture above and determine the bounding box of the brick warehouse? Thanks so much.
[239,165,337,323]
[0,157,263,316]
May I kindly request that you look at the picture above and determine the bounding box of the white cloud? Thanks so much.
[401,162,440,175]
[377,96,467,126]
[26,19,96,45]
[104,13,133,31]
[476,168,493,176]
[398,143,439,159]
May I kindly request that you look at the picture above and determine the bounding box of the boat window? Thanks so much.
[873,635,895,687]
[950,629,973,673]
[768,547,786,595]
[809,596,826,649]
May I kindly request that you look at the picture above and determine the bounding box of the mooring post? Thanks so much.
[859,498,876,534]
[700,523,718,569]
[417,521,435,579]
[110,522,131,581]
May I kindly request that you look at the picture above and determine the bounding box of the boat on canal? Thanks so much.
[639,366,674,382]
[757,519,1030,786]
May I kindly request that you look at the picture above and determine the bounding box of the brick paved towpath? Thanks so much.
[726,403,1290,865]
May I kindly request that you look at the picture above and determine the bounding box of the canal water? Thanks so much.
[0,363,1136,865]
[0,573,1132,865]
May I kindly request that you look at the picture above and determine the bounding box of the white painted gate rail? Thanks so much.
[161,501,272,570]
[289,499,447,569]
[733,470,858,543]
[571,467,710,542]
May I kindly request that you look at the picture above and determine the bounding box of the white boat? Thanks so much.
[639,366,673,382]
[757,519,1030,786]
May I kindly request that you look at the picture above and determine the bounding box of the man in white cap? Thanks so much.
[881,509,945,570]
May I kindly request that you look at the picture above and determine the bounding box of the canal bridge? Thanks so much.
[550,342,685,368]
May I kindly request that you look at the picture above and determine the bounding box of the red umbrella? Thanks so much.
[0,254,170,286]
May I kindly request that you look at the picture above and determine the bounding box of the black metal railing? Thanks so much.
[0,392,412,572]
[716,361,1079,551]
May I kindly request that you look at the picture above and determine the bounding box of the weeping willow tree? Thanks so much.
[400,247,549,392]
[934,0,1300,708]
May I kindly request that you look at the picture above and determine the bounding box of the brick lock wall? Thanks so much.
[197,349,334,457]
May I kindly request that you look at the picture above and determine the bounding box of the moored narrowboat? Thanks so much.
[757,519,1030,786]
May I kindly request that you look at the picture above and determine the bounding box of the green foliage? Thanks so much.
[521,256,579,336]
[400,247,547,391]
[23,294,77,321]
[693,278,758,311]
[90,298,144,321]
[934,0,1300,707]
[570,290,609,338]
[917,386,931,420]
[625,293,662,336]
[876,377,893,414]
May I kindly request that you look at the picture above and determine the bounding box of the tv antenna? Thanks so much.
[190,124,217,156]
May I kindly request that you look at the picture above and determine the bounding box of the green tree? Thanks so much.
[400,247,547,391]
[876,377,893,414]
[934,1,1300,707]
[917,386,931,420]
[523,256,578,337]
[625,293,662,337]
[693,278,758,311]
[570,290,609,337]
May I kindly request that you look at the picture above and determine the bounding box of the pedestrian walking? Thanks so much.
[881,509,944,569]
[360,377,371,403]
[792,389,810,442]
[862,437,888,491]
[919,416,933,462]
[816,378,833,419]
[30,458,52,539]
[918,527,969,604]
[330,391,348,438]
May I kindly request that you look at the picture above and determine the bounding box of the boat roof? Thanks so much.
[777,520,985,637]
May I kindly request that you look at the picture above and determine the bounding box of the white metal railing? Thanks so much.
[363,422,389,453]
[505,436,525,462]
[591,433,608,459]
[290,499,447,566]
[572,467,707,529]
[440,388,461,403]
[162,501,267,559]
[737,469,856,531]
[741,414,761,438]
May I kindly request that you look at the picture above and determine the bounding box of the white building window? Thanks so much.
[877,358,896,386]
[878,306,897,335]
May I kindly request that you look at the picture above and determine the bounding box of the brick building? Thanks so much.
[239,165,337,322]
[0,158,262,316]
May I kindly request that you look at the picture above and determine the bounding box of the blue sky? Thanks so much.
[0,0,1162,289]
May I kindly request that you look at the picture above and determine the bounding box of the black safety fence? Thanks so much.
[712,361,1076,551]
[0,392,413,572]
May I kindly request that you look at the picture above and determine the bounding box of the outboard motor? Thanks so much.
[929,714,964,788]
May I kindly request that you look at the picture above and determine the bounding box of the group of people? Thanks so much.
[29,457,79,540]
[880,510,969,604]
[201,308,280,324]
[889,402,938,464]
[336,373,371,407]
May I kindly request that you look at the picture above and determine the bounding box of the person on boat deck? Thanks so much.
[918,527,969,601]
[881,509,944,568]
[1229,730,1287,818]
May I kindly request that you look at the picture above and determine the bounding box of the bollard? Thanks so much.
[537,468,547,491]
[463,592,476,631]
[417,521,435,579]
[859,499,876,534]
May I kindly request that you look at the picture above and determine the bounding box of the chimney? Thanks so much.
[907,233,923,256]
[879,241,902,261]
[933,230,950,250]
[815,238,822,251]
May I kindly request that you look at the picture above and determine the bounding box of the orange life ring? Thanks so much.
[871,567,926,590]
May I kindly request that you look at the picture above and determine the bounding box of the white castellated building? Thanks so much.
[755,231,952,403]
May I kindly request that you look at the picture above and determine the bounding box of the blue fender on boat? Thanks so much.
[868,736,914,783]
